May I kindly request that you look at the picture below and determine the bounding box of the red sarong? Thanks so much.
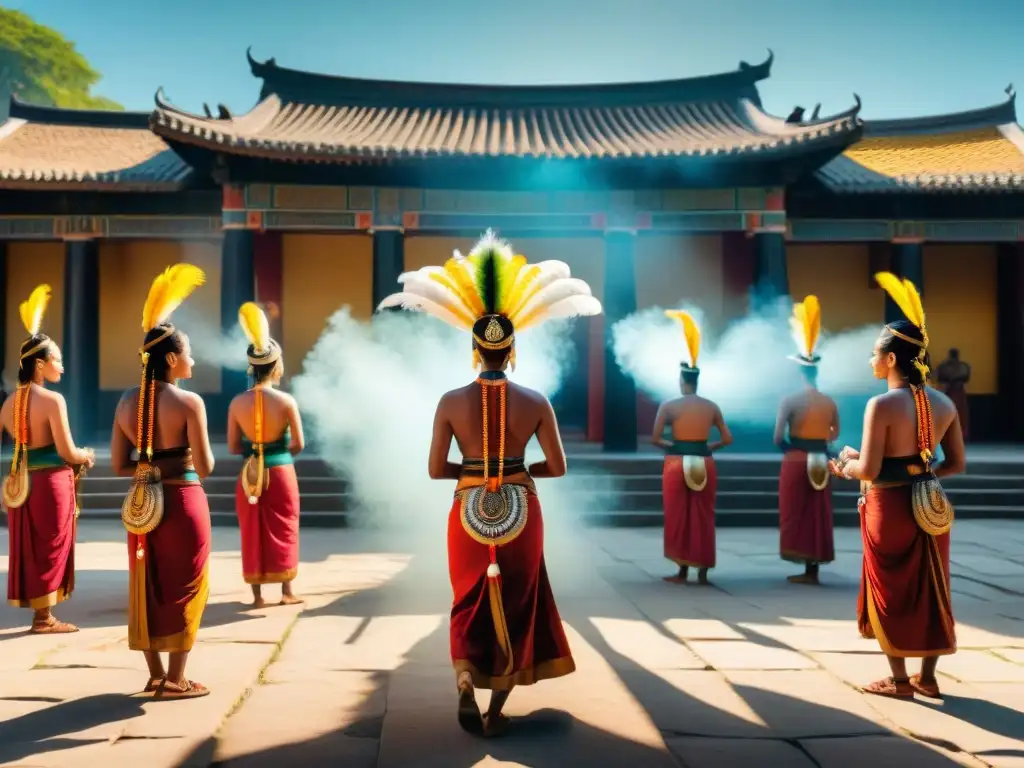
[662,456,717,569]
[236,466,300,585]
[128,484,211,652]
[857,485,956,657]
[6,466,76,609]
[448,492,575,690]
[779,452,835,565]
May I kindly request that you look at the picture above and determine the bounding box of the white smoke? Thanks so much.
[612,296,883,429]
[173,305,250,372]
[291,309,595,537]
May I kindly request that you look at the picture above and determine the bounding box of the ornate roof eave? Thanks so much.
[8,94,152,129]
[864,91,1017,137]
[244,47,775,108]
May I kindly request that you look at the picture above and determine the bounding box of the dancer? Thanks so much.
[2,285,94,633]
[830,272,963,699]
[379,231,600,737]
[652,310,732,586]
[775,295,837,584]
[111,264,213,699]
[228,302,304,607]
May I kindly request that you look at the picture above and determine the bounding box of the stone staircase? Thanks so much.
[49,448,1024,528]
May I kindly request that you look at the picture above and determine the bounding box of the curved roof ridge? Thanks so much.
[245,47,775,108]
[8,95,151,129]
[865,93,1017,137]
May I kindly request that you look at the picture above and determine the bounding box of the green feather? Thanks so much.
[476,248,499,315]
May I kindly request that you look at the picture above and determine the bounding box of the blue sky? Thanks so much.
[6,0,1023,120]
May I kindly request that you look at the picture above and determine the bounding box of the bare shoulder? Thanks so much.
[35,386,65,410]
[509,381,548,406]
[175,388,206,412]
[924,385,955,415]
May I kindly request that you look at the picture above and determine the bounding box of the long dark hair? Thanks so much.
[880,320,930,388]
[17,334,52,384]
[248,346,280,387]
[137,324,185,453]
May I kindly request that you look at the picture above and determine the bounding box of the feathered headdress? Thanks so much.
[665,310,701,372]
[238,302,281,368]
[377,229,602,366]
[18,284,52,360]
[788,295,822,366]
[874,271,930,379]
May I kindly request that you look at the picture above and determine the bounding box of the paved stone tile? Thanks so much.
[801,734,987,767]
[663,618,745,641]
[938,650,1024,684]
[588,617,706,670]
[665,737,816,767]
[739,621,879,652]
[686,640,819,670]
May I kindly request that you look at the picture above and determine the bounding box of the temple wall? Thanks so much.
[4,242,65,384]
[924,244,997,395]
[281,234,372,380]
[98,240,222,392]
[635,235,723,325]
[787,244,883,332]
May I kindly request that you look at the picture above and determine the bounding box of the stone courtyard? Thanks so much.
[2,517,1024,767]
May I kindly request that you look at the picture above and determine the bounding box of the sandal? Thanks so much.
[861,677,914,698]
[909,674,942,698]
[153,678,210,700]
[456,677,483,734]
[30,617,79,634]
[483,713,511,738]
[142,677,164,693]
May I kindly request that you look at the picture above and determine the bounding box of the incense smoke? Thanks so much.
[612,296,884,443]
[291,309,609,542]
[173,306,250,372]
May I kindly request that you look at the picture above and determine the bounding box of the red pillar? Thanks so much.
[253,231,284,343]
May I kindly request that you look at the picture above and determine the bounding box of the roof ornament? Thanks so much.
[217,104,233,120]
[202,103,213,118]
[739,48,774,74]
[246,46,277,74]
[785,106,805,124]
[1006,83,1016,99]
[811,103,821,120]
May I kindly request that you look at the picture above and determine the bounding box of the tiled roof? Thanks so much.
[816,95,1024,193]
[149,51,862,164]
[0,98,192,191]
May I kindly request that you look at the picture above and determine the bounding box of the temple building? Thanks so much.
[0,51,1021,448]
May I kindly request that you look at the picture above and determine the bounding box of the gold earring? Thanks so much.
[508,349,516,372]
[472,349,481,370]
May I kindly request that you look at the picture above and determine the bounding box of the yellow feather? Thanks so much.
[665,310,701,368]
[19,284,52,337]
[423,272,478,318]
[875,272,923,328]
[497,254,527,314]
[505,264,540,319]
[444,258,484,317]
[142,263,206,332]
[238,302,271,352]
[802,295,821,356]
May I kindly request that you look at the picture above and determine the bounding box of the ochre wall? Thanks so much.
[787,244,883,333]
[99,240,223,392]
[924,244,997,394]
[281,234,372,379]
[4,243,65,383]
[635,235,723,324]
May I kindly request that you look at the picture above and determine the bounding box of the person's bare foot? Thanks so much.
[787,573,820,585]
[251,597,267,609]
[280,594,304,606]
[662,575,687,585]
[30,616,79,634]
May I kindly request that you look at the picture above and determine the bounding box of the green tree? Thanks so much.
[0,7,122,110]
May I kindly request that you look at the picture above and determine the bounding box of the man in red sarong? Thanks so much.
[831,272,964,699]
[775,295,837,585]
[112,264,215,700]
[936,348,970,442]
[229,302,305,607]
[379,231,600,737]
[652,311,732,586]
[3,285,95,633]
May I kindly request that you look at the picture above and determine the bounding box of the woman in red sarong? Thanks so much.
[776,296,837,584]
[228,302,305,607]
[3,285,95,633]
[379,231,602,737]
[110,264,215,700]
[653,311,731,585]
[830,272,965,699]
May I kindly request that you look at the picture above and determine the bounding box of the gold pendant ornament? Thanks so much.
[912,478,954,536]
[806,453,830,491]
[121,462,164,536]
[2,458,29,511]
[459,484,529,546]
[682,455,708,492]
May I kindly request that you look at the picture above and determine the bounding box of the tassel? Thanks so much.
[129,534,150,649]
[486,544,514,676]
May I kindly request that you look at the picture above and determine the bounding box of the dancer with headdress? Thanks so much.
[228,302,305,607]
[653,311,732,586]
[111,264,214,699]
[829,272,964,699]
[774,296,837,584]
[379,230,600,737]
[3,285,94,633]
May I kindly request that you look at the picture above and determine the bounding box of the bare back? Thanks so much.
[0,384,83,463]
[228,389,294,443]
[659,395,720,442]
[876,386,958,457]
[779,389,839,443]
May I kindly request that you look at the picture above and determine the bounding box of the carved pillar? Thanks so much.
[996,243,1024,440]
[221,230,256,397]
[602,230,638,452]
[885,242,924,324]
[752,231,789,299]
[63,240,100,440]
[372,229,405,311]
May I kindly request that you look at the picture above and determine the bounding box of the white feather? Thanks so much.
[376,292,473,331]
[514,278,593,326]
[393,276,476,320]
[517,295,603,331]
[506,261,572,320]
[469,229,515,261]
[789,317,809,358]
